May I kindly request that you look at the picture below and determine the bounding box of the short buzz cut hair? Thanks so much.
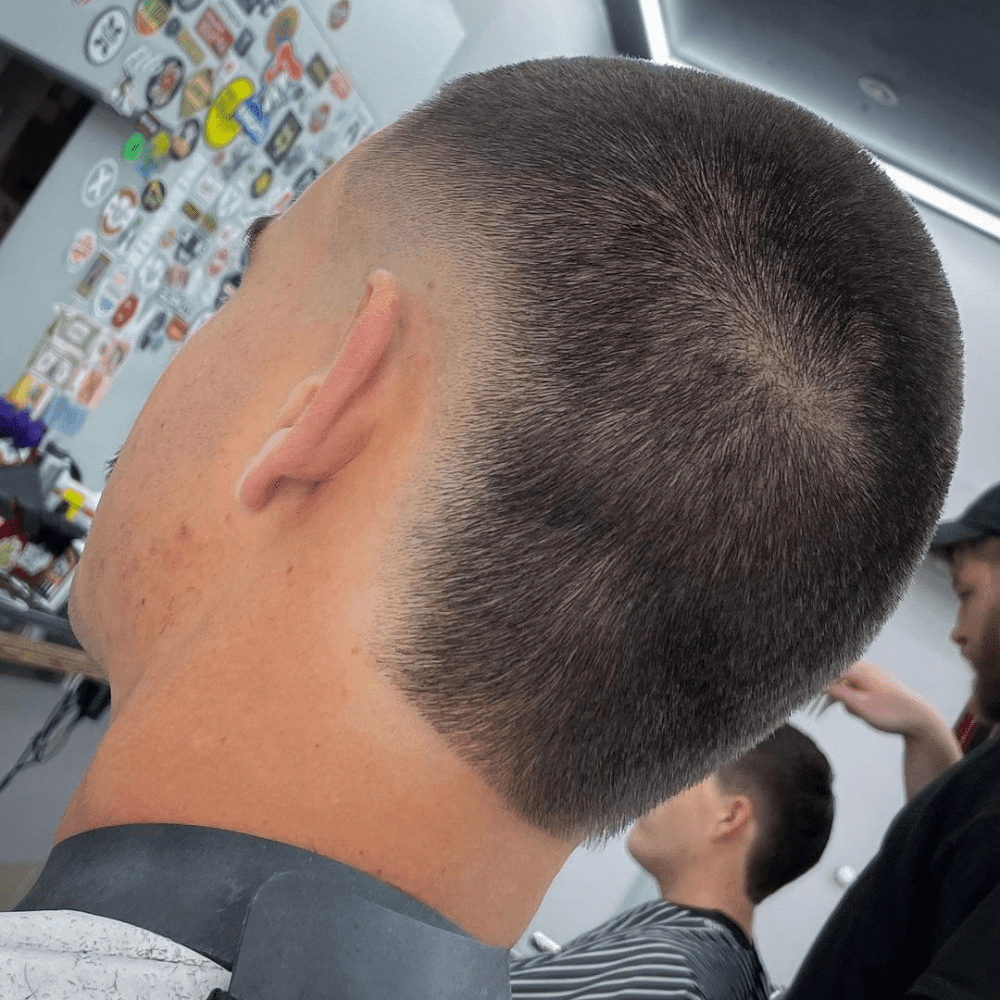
[360,56,964,841]
[717,724,835,904]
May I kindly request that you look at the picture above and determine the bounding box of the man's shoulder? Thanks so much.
[0,909,230,998]
[510,903,770,1000]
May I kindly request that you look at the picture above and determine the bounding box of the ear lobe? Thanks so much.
[237,269,402,511]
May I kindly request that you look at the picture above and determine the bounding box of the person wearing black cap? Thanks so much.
[784,482,1000,1000]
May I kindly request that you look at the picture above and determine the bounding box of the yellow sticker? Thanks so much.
[205,76,254,148]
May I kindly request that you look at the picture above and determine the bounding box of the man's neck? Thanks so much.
[53,653,577,950]
[654,872,755,941]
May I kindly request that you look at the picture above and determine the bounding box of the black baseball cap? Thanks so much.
[930,482,1000,553]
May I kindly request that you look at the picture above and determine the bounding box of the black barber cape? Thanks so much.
[12,824,511,1000]
[784,734,1000,1000]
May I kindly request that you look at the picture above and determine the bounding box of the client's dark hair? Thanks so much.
[718,724,834,904]
[359,56,963,840]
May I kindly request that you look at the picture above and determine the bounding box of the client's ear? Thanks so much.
[237,269,402,511]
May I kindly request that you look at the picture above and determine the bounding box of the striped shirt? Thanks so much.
[509,900,777,1000]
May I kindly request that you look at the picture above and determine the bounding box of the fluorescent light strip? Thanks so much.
[637,1,1000,242]
[874,160,1000,241]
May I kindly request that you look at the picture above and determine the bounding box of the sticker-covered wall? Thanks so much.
[0,0,465,488]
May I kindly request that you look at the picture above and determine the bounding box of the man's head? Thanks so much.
[627,725,834,906]
[70,57,963,843]
[933,489,1000,724]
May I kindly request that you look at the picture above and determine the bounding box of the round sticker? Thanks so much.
[100,187,140,238]
[141,179,166,211]
[250,167,272,198]
[146,56,185,109]
[81,157,119,208]
[94,266,133,321]
[85,7,130,65]
[66,230,97,272]
[135,0,172,35]
[308,103,330,133]
[267,7,299,52]
[164,16,181,37]
[112,293,140,329]
[170,118,200,159]
[328,0,349,31]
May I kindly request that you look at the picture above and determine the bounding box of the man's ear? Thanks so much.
[716,794,755,844]
[237,269,402,511]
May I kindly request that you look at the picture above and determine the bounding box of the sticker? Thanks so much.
[329,66,351,100]
[218,139,253,179]
[181,69,214,117]
[278,142,305,177]
[216,186,244,219]
[135,0,172,35]
[141,178,167,211]
[260,74,302,116]
[205,245,228,277]
[200,212,218,233]
[99,338,131,375]
[328,0,348,30]
[263,42,302,85]
[137,132,172,180]
[138,254,168,290]
[43,396,90,437]
[176,28,205,64]
[85,6,130,65]
[94,265,134,322]
[122,132,145,162]
[215,271,242,309]
[81,158,119,208]
[306,53,330,88]
[100,187,140,238]
[66,230,98,272]
[9,376,53,420]
[233,96,269,144]
[75,252,114,300]
[205,76,254,148]
[264,110,300,165]
[234,27,254,56]
[166,315,190,341]
[175,0,206,9]
[126,224,160,269]
[158,286,195,320]
[250,166,272,198]
[267,6,298,51]
[175,228,209,263]
[106,74,140,117]
[137,309,168,351]
[146,56,185,109]
[181,201,202,222]
[169,118,200,160]
[308,102,329,133]
[291,165,318,200]
[136,111,162,140]
[29,345,81,388]
[160,227,178,250]
[75,368,113,410]
[165,264,190,287]
[197,7,234,57]
[164,15,182,36]
[194,172,223,206]
[112,293,140,328]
